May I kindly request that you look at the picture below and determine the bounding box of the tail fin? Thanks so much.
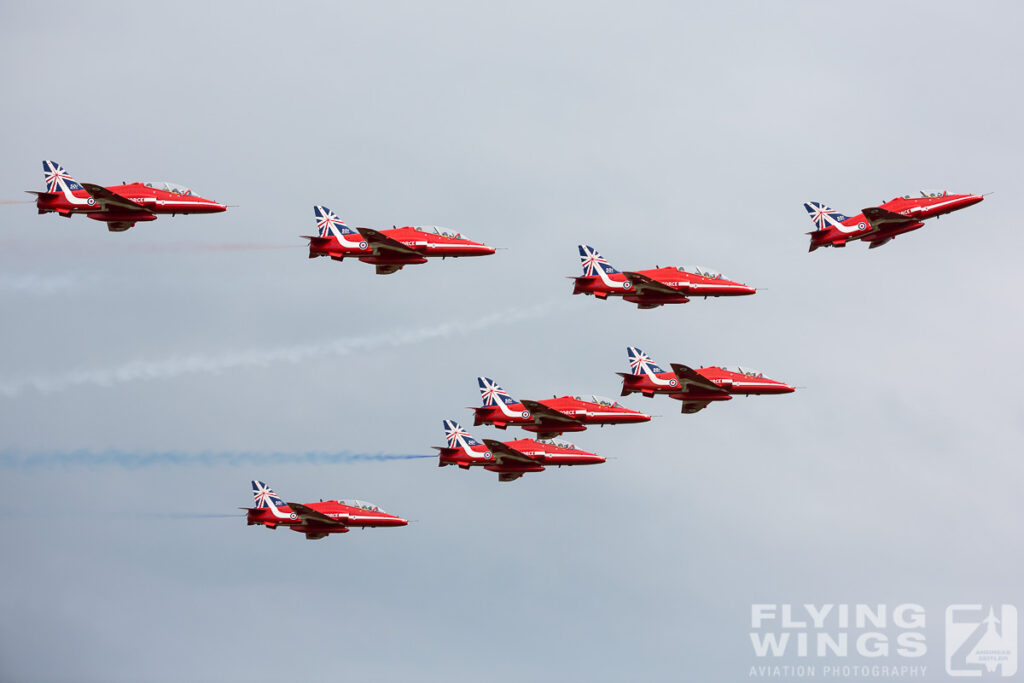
[626,347,666,376]
[251,480,286,510]
[803,202,850,231]
[578,245,620,277]
[442,419,482,453]
[42,160,84,194]
[478,376,518,407]
[313,205,360,239]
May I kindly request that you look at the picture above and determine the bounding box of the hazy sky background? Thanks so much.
[1,2,1022,681]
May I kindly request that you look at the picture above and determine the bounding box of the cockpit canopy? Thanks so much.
[676,265,724,280]
[537,437,577,450]
[575,394,624,408]
[903,190,949,199]
[337,499,384,513]
[414,225,464,240]
[142,181,193,196]
[725,366,764,378]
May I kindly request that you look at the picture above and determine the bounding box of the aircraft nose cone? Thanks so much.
[739,285,757,296]
[780,383,796,394]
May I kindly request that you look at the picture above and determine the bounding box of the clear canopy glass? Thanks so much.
[902,190,948,199]
[725,366,763,378]
[537,437,577,450]
[676,265,724,279]
[414,225,464,239]
[337,499,384,513]
[142,181,193,196]
[576,395,624,408]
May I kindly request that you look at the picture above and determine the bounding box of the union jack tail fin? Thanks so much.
[626,347,666,376]
[442,419,482,452]
[251,480,286,510]
[478,377,518,407]
[436,419,487,467]
[42,160,84,194]
[803,202,850,232]
[313,205,360,238]
[578,245,620,277]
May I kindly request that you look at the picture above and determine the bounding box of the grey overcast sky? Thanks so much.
[1,2,1022,681]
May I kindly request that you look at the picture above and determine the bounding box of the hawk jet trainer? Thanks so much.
[571,245,755,309]
[804,190,984,251]
[303,205,495,275]
[244,480,407,541]
[29,160,226,232]
[473,376,650,438]
[435,420,605,482]
[618,347,795,414]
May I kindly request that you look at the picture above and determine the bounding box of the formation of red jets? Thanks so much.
[29,160,986,538]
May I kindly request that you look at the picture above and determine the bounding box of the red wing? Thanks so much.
[356,227,420,259]
[621,271,680,297]
[81,183,149,212]
[519,399,580,426]
[861,206,919,232]
[481,439,537,465]
[669,363,727,394]
[286,502,346,527]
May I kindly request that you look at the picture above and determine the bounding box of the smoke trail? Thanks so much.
[0,273,85,294]
[114,242,300,253]
[0,301,563,397]
[0,239,299,255]
[0,449,435,470]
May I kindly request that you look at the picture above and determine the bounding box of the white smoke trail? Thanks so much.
[0,301,564,398]
[0,273,86,295]
[0,449,435,469]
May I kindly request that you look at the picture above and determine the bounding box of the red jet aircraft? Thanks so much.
[435,420,605,482]
[804,191,984,251]
[244,480,407,540]
[28,160,226,232]
[303,205,495,275]
[618,347,795,414]
[473,376,650,438]
[571,245,755,309]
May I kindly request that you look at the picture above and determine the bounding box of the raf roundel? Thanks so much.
[521,410,530,418]
[623,280,632,289]
[359,241,367,249]
[669,379,678,387]
[484,451,492,460]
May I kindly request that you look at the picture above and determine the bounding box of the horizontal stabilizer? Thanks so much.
[25,190,59,200]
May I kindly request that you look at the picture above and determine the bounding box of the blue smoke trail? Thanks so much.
[0,449,435,470]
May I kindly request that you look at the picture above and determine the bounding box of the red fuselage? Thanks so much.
[247,500,408,536]
[473,395,650,437]
[573,266,755,307]
[621,366,794,401]
[438,438,605,473]
[36,182,226,222]
[810,192,983,249]
[308,227,495,263]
